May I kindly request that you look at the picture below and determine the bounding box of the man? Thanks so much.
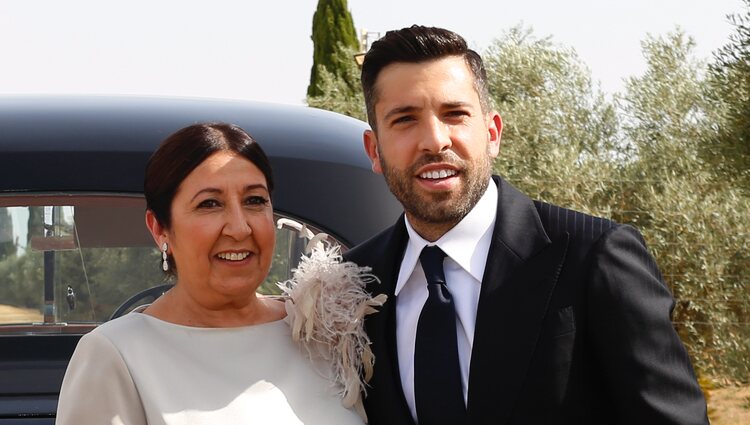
[345,25,708,425]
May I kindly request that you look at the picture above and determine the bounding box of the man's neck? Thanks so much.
[405,213,461,242]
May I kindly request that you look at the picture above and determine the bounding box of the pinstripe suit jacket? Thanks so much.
[345,176,708,425]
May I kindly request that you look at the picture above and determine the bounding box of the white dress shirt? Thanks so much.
[395,179,497,422]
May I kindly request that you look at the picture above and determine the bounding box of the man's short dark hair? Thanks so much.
[360,25,491,131]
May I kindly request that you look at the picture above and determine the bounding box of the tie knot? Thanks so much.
[420,245,447,285]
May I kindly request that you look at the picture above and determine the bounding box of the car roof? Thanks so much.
[0,95,401,246]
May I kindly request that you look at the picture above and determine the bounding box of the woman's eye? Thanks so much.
[245,196,269,206]
[197,199,220,209]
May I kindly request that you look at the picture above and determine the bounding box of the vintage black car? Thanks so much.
[0,95,401,424]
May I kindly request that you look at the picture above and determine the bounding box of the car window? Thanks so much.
[0,195,343,334]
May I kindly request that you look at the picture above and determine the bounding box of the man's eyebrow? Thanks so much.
[383,105,419,122]
[443,101,473,109]
[383,102,475,122]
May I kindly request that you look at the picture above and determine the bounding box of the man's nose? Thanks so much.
[420,116,452,153]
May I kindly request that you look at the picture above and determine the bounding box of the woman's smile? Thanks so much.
[216,251,252,261]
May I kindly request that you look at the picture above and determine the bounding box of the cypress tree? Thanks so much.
[307,0,359,98]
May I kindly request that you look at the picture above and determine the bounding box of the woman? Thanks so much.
[56,123,365,424]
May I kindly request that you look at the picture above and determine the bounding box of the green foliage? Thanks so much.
[0,210,14,259]
[0,246,166,322]
[619,31,750,381]
[616,30,707,205]
[704,0,750,192]
[308,0,359,98]
[61,247,168,321]
[0,250,43,309]
[484,26,750,382]
[307,44,366,121]
[486,26,621,215]
[259,228,294,295]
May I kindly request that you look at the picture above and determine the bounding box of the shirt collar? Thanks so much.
[395,179,498,295]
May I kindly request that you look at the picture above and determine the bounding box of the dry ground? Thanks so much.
[0,304,42,323]
[708,384,750,425]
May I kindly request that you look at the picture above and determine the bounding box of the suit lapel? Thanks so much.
[363,217,415,425]
[467,177,570,425]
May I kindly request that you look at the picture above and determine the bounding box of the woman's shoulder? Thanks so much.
[76,312,169,358]
[87,311,149,338]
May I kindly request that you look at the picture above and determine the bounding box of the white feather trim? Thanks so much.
[277,237,387,421]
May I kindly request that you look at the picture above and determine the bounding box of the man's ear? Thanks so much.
[487,112,503,158]
[363,129,383,174]
[145,210,167,249]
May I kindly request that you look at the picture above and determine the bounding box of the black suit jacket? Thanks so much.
[345,176,708,425]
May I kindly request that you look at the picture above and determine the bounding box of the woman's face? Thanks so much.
[161,150,275,306]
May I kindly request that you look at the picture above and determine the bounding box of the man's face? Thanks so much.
[364,56,502,238]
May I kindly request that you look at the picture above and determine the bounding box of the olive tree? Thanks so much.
[618,30,750,381]
[704,0,750,192]
[485,26,621,215]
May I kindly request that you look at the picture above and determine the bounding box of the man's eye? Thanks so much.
[446,110,469,118]
[197,199,220,209]
[392,116,414,125]
[245,196,269,206]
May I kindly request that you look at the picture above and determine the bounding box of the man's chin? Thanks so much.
[412,182,459,201]
[405,197,465,224]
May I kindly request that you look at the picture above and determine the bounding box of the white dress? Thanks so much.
[56,313,364,425]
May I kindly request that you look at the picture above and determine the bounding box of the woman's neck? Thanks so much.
[143,286,286,328]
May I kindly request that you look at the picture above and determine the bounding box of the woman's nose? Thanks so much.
[222,204,252,239]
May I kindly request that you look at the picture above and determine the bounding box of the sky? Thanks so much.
[0,0,745,105]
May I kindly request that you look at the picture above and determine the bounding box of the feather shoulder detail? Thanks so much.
[276,235,387,420]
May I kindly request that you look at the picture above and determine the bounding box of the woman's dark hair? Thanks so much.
[144,122,274,230]
[360,25,491,131]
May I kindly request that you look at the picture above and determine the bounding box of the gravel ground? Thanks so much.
[709,384,750,425]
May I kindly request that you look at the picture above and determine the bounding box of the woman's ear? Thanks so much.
[145,210,167,248]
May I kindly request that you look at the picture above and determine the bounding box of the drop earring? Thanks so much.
[161,242,169,271]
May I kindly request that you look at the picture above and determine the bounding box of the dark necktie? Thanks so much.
[414,245,467,425]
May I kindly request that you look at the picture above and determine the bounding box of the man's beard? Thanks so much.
[379,148,493,227]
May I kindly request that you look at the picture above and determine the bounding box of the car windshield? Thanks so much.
[0,195,338,333]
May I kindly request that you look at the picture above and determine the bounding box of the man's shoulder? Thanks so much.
[530,199,620,243]
[344,222,399,265]
[494,176,622,243]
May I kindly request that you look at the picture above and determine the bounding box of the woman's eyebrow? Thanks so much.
[243,184,269,195]
[190,184,268,202]
[190,187,222,202]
